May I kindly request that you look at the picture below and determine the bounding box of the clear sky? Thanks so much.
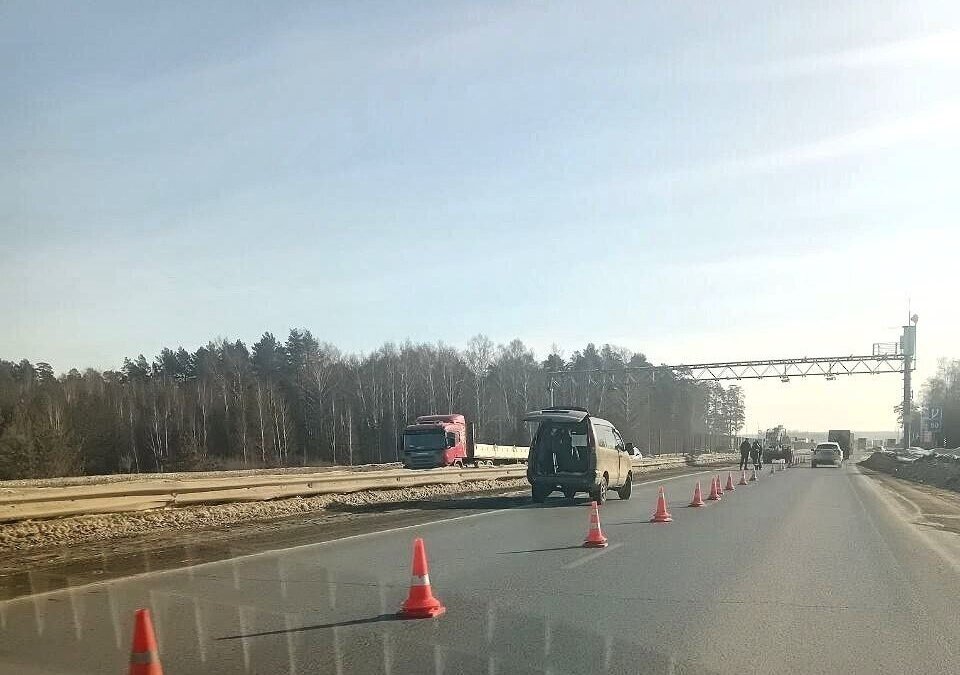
[2,1,958,432]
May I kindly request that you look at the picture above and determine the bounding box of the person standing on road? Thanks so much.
[752,439,763,470]
[739,439,751,470]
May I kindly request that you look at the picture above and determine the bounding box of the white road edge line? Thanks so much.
[562,542,624,569]
[853,463,960,576]
[0,465,733,605]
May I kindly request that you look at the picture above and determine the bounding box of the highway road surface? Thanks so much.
[2,461,959,674]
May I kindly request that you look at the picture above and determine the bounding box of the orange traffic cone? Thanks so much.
[583,501,609,548]
[689,480,705,507]
[725,472,736,492]
[650,486,673,522]
[715,474,723,497]
[128,609,163,675]
[750,469,758,482]
[707,476,721,501]
[398,538,446,619]
[739,470,748,486]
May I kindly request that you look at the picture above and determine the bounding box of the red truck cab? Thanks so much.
[401,414,469,469]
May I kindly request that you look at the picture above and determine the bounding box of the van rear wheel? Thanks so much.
[531,485,550,503]
[590,477,608,504]
[617,473,632,500]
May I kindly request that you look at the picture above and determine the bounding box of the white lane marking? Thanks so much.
[0,508,517,606]
[562,542,624,569]
[632,467,733,488]
[0,465,732,605]
[853,464,960,576]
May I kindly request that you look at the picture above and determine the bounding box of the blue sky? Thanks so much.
[2,1,958,431]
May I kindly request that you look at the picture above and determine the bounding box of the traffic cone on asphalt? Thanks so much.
[707,476,721,501]
[739,470,748,486]
[128,609,163,675]
[398,538,446,619]
[650,486,673,523]
[689,481,705,507]
[770,465,775,475]
[725,472,736,492]
[583,501,609,548]
[750,469,758,482]
[715,474,723,497]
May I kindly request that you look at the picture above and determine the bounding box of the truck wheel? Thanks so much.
[563,488,577,500]
[616,473,632,500]
[591,477,608,504]
[531,486,550,503]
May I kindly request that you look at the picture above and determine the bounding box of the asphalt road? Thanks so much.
[2,461,959,674]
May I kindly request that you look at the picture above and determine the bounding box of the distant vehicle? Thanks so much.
[401,414,526,469]
[812,442,843,467]
[524,407,633,504]
[762,425,793,462]
[827,430,853,460]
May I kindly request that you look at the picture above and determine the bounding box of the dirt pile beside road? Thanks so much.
[860,452,960,493]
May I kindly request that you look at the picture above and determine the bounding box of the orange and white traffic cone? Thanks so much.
[650,486,673,522]
[715,474,723,497]
[770,465,775,475]
[739,470,749,486]
[707,476,721,501]
[689,480,705,507]
[583,501,609,548]
[398,538,446,619]
[128,609,163,675]
[725,472,736,492]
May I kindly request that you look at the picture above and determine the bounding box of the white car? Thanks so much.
[811,442,843,468]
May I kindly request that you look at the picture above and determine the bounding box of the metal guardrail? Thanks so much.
[0,466,528,523]
[0,452,747,524]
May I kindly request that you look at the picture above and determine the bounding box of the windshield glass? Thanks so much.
[403,432,446,452]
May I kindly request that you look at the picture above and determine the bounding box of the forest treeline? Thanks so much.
[0,332,749,479]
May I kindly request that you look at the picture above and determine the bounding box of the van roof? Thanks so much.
[523,408,589,423]
[522,408,615,429]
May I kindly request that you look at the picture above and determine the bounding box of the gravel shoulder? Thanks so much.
[858,456,960,537]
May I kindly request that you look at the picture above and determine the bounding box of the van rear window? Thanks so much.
[532,420,590,474]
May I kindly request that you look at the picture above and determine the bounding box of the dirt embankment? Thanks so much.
[860,452,960,493]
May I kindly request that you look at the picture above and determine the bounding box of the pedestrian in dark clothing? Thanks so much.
[739,439,751,470]
[752,440,763,470]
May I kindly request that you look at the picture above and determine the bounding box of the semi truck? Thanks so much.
[828,429,854,460]
[400,414,528,469]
